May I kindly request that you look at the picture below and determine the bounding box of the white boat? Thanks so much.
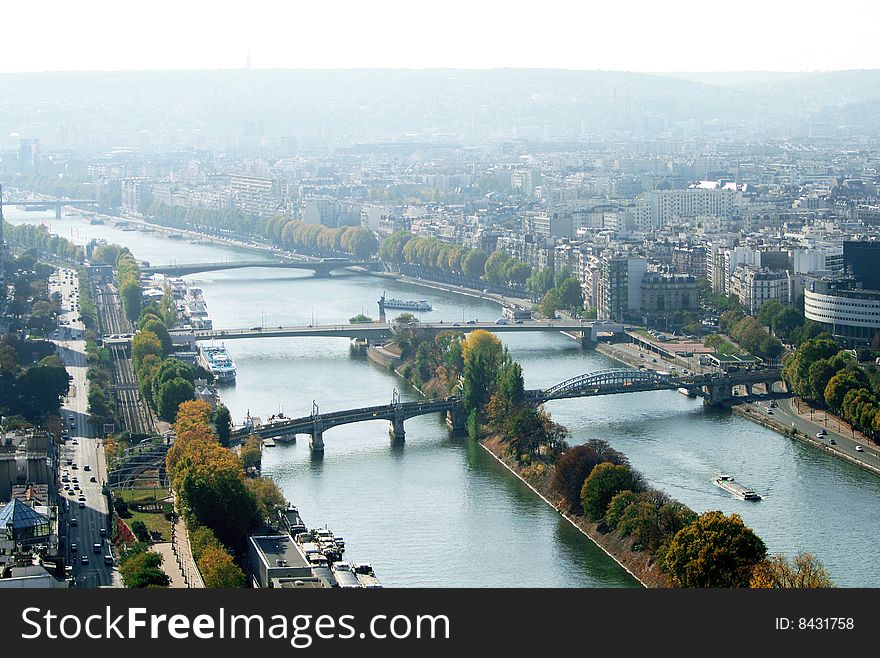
[714,474,762,501]
[198,344,237,382]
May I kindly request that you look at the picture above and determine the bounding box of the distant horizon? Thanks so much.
[5,1,879,74]
[0,67,874,75]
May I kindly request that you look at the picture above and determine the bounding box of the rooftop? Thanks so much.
[250,535,310,570]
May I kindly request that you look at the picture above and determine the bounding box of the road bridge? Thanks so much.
[4,197,99,219]
[142,258,377,277]
[170,319,624,344]
[233,368,783,451]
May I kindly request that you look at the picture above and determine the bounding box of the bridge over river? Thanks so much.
[142,258,378,277]
[231,367,783,451]
[170,319,625,343]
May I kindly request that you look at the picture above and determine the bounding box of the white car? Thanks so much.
[855,446,864,452]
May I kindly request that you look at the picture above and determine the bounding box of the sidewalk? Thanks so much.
[151,542,187,588]
[169,493,204,588]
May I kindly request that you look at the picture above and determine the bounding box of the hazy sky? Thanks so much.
[4,1,878,73]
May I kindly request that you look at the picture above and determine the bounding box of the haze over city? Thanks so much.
[4,0,880,73]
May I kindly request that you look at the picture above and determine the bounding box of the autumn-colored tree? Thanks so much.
[240,436,262,473]
[662,511,767,588]
[197,547,246,588]
[551,440,628,514]
[171,440,258,553]
[131,330,163,368]
[750,552,835,588]
[581,462,644,523]
[246,477,287,524]
[189,525,225,563]
[461,330,504,414]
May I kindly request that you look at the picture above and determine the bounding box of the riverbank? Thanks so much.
[479,434,667,588]
[731,403,880,478]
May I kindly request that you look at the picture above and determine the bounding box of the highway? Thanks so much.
[49,267,119,588]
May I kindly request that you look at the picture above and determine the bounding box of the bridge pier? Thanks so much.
[446,405,467,435]
[309,431,324,451]
[55,205,62,219]
[389,417,406,443]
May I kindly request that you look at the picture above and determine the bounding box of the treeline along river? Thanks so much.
[9,209,880,587]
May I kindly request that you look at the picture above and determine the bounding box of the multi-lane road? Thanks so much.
[49,267,119,587]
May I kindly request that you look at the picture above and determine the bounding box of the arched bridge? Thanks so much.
[230,394,463,451]
[142,258,378,277]
[233,368,782,452]
[529,368,685,402]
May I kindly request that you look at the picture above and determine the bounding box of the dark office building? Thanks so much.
[843,241,880,291]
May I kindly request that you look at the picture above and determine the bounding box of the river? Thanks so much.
[9,209,880,587]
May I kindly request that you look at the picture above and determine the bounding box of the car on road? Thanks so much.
[856,445,864,452]
[78,501,85,508]
[99,528,107,537]
[81,555,89,565]
[83,465,90,471]
[104,554,113,565]
[817,429,827,436]
[70,518,77,526]
[89,476,97,483]
[829,439,836,445]
[93,543,102,553]
[70,543,77,552]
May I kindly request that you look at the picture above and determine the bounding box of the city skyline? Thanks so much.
[3,0,879,74]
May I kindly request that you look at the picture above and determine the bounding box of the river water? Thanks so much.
[10,209,880,587]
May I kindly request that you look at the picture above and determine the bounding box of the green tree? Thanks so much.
[662,511,767,588]
[140,319,173,355]
[551,440,628,514]
[461,330,504,414]
[581,462,643,523]
[557,277,584,311]
[119,550,170,588]
[245,477,286,523]
[212,404,232,447]
[757,299,783,328]
[131,331,163,368]
[189,525,225,562]
[157,377,195,422]
[349,314,373,324]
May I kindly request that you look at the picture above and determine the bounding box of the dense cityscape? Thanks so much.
[2,68,880,592]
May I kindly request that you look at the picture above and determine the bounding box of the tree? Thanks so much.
[246,476,287,523]
[197,547,246,588]
[189,525,225,563]
[240,436,262,473]
[581,462,644,523]
[130,520,150,542]
[757,299,783,328]
[141,319,173,355]
[212,404,232,447]
[750,552,834,588]
[772,306,805,343]
[119,550,170,588]
[604,490,640,530]
[557,277,584,311]
[461,330,504,414]
[131,331,163,368]
[349,314,373,324]
[461,249,487,279]
[551,440,628,514]
[157,377,195,422]
[662,511,767,588]
[393,312,419,325]
[171,441,259,554]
